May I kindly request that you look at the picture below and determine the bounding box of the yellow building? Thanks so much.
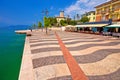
[95,0,120,22]
[87,11,96,22]
[82,11,96,22]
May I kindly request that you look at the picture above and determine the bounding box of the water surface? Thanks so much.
[0,25,28,80]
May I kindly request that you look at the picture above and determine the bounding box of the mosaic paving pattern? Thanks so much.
[29,30,120,80]
[57,31,120,80]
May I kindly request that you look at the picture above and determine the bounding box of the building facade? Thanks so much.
[81,11,96,22]
[95,0,120,22]
[56,11,65,23]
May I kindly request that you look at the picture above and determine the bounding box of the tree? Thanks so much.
[66,18,71,25]
[48,17,57,27]
[38,22,42,28]
[44,17,51,34]
[80,16,90,23]
[52,17,57,26]
[60,20,67,26]
[44,17,51,27]
[69,20,77,25]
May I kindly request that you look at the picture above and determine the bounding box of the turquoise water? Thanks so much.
[0,26,28,80]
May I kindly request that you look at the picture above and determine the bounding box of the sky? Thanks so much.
[0,0,110,26]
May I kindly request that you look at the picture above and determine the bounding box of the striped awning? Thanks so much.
[75,24,108,27]
[105,24,120,28]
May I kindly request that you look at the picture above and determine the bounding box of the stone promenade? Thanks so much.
[19,30,120,80]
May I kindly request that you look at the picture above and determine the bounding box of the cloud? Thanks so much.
[64,0,111,18]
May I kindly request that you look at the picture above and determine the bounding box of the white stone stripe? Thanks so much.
[31,45,120,59]
[60,36,92,39]
[30,37,117,45]
[30,41,58,45]
[62,38,103,43]
[32,51,63,59]
[30,38,103,45]
[65,40,115,47]
[31,40,110,50]
[33,64,71,80]
[30,38,57,41]
[80,53,120,75]
[29,38,103,45]
[30,41,120,56]
[69,44,120,56]
[31,45,59,50]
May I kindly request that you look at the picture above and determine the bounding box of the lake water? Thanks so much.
[0,25,29,80]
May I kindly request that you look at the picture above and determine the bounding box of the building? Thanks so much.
[81,11,96,22]
[95,0,120,22]
[56,11,66,23]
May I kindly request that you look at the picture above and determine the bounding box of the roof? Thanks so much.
[75,24,108,28]
[87,11,95,14]
[56,17,65,18]
[77,20,112,25]
[81,11,95,17]
[95,0,119,8]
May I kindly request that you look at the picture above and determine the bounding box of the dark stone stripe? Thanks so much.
[31,47,60,54]
[30,40,104,47]
[48,69,120,80]
[65,40,104,45]
[30,43,58,47]
[31,41,120,54]
[62,37,95,41]
[74,49,120,63]
[30,39,57,41]
[30,40,57,43]
[88,69,120,80]
[48,75,72,80]
[32,56,65,68]
[67,42,120,51]
[30,40,44,43]
[30,36,95,43]
[32,49,120,68]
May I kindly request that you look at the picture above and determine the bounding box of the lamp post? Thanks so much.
[41,9,49,34]
[74,15,75,25]
[76,14,80,20]
[45,9,49,34]
[41,10,45,31]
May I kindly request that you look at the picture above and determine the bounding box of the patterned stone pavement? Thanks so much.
[20,30,120,80]
[56,31,120,80]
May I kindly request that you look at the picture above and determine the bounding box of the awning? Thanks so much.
[66,25,76,27]
[75,24,108,28]
[105,24,120,28]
